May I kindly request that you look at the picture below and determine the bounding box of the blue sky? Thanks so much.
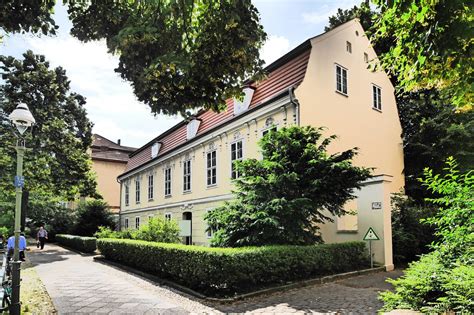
[0,0,360,147]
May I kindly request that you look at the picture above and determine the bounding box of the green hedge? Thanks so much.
[97,239,368,296]
[56,234,97,253]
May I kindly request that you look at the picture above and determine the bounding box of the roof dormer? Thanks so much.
[151,142,162,158]
[186,118,201,140]
[233,86,256,115]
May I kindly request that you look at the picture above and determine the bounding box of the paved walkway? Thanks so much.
[28,243,403,314]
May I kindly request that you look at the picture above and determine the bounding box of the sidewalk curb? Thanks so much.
[93,256,386,303]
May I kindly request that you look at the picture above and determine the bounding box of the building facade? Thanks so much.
[91,134,136,213]
[118,20,404,270]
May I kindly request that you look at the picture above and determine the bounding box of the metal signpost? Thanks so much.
[363,227,380,268]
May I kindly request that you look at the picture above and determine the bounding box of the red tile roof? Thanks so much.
[122,43,312,176]
[92,134,136,162]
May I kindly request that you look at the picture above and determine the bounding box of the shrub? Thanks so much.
[94,226,132,239]
[56,234,97,253]
[381,158,474,313]
[97,239,368,296]
[391,194,436,264]
[130,217,180,243]
[73,200,115,236]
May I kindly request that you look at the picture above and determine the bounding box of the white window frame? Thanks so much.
[135,216,140,229]
[183,159,192,192]
[164,167,172,196]
[124,183,130,206]
[230,139,243,179]
[335,64,348,95]
[148,174,154,200]
[135,179,140,204]
[372,84,382,111]
[124,218,129,229]
[346,41,352,53]
[262,125,277,137]
[206,150,217,187]
[164,212,172,221]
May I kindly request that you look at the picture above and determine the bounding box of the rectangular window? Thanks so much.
[183,160,191,192]
[231,140,243,179]
[164,168,172,196]
[124,218,129,229]
[148,174,154,200]
[364,52,369,63]
[336,64,348,95]
[346,41,352,53]
[372,85,382,111]
[165,212,172,221]
[206,209,213,238]
[124,183,130,206]
[135,216,140,229]
[207,150,217,186]
[135,179,140,204]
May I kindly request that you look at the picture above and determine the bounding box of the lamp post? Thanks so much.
[8,103,35,315]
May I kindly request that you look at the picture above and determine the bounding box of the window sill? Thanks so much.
[337,230,358,234]
[335,90,348,97]
[206,184,218,189]
[148,198,154,202]
[165,195,172,199]
[136,202,140,205]
[183,190,192,194]
[372,107,382,113]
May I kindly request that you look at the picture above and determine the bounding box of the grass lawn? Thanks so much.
[19,242,56,314]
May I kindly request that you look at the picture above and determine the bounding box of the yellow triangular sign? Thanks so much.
[363,227,380,240]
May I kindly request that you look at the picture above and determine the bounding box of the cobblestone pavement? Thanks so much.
[28,243,402,314]
[211,269,404,314]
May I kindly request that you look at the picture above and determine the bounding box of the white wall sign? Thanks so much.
[179,220,192,237]
[371,202,382,210]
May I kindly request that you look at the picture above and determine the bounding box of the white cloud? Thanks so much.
[24,33,182,148]
[260,35,291,65]
[302,0,361,25]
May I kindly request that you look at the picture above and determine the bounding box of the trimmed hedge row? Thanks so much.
[56,234,97,253]
[97,239,369,296]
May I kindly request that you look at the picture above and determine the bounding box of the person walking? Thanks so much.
[37,225,48,250]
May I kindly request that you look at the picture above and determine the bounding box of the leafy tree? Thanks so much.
[67,0,266,115]
[373,0,473,110]
[73,200,115,236]
[0,50,97,199]
[381,158,474,313]
[398,90,474,202]
[325,0,372,32]
[0,0,57,36]
[390,194,436,264]
[206,126,371,247]
[131,217,180,243]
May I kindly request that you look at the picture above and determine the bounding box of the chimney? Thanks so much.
[117,139,121,146]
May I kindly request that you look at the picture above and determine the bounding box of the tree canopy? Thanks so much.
[0,50,97,199]
[67,0,266,116]
[206,126,371,247]
[373,0,473,110]
[0,0,57,36]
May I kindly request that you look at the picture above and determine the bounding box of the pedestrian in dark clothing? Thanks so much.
[37,226,48,250]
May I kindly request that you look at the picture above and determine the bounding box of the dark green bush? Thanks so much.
[73,200,115,236]
[97,239,368,296]
[56,234,97,253]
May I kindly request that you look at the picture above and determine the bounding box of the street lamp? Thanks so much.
[8,103,35,315]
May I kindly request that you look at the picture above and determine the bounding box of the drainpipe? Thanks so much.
[288,86,300,126]
[117,177,122,231]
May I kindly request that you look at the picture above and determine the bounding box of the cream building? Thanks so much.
[117,20,404,270]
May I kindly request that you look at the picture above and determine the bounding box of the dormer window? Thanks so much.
[151,142,161,158]
[186,118,201,140]
[233,87,255,115]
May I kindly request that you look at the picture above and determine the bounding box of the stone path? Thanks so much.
[28,243,403,314]
[28,243,214,314]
